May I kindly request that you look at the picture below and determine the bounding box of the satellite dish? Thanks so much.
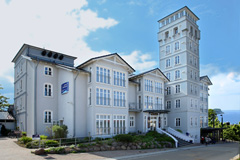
[41,50,47,56]
[53,53,58,59]
[59,54,64,60]
[47,51,52,57]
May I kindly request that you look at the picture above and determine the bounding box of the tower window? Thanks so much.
[175,70,180,79]
[176,99,180,108]
[165,31,169,39]
[175,42,180,50]
[176,84,180,93]
[174,27,178,34]
[166,45,170,54]
[166,59,170,68]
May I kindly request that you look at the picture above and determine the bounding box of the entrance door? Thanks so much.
[150,116,157,131]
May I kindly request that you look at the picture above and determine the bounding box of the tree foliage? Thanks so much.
[208,109,220,128]
[0,85,10,111]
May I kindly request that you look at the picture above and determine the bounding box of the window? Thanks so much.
[175,42,180,50]
[166,101,171,109]
[200,116,203,128]
[89,88,92,105]
[145,79,153,92]
[191,99,193,107]
[190,70,193,78]
[138,79,141,91]
[114,91,126,107]
[96,114,110,135]
[175,56,180,65]
[175,70,180,79]
[44,110,52,123]
[175,13,179,20]
[144,96,153,109]
[195,72,197,80]
[130,116,135,127]
[166,87,171,95]
[176,99,180,108]
[195,30,198,39]
[44,83,52,97]
[194,58,197,67]
[166,73,171,81]
[176,118,180,126]
[114,71,126,87]
[89,67,92,82]
[174,27,178,34]
[96,88,110,106]
[113,115,126,134]
[164,117,167,126]
[190,56,193,64]
[176,84,180,93]
[155,97,162,109]
[44,66,52,76]
[155,82,162,94]
[190,84,193,93]
[190,26,193,36]
[166,45,170,54]
[166,59,170,68]
[190,117,193,126]
[195,86,197,95]
[189,41,192,50]
[96,66,110,84]
[165,31,169,38]
[195,117,198,126]
[195,100,198,108]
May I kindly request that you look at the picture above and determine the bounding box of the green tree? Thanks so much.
[0,85,10,111]
[208,109,220,128]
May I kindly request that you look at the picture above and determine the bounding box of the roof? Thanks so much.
[200,75,213,85]
[129,68,169,82]
[0,112,15,120]
[76,53,135,72]
[158,6,200,22]
[12,43,77,63]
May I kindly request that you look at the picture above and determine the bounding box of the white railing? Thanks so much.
[167,127,194,143]
[156,128,178,148]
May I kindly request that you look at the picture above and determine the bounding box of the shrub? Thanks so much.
[77,143,87,148]
[83,136,91,142]
[114,134,133,143]
[52,125,68,138]
[40,135,48,140]
[176,129,182,133]
[94,137,102,141]
[45,140,59,147]
[22,132,26,136]
[19,136,32,144]
[45,147,65,154]
[26,140,45,148]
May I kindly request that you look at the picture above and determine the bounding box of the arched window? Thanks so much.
[44,110,52,123]
[44,83,52,97]
[44,66,53,76]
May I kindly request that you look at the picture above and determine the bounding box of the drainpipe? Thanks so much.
[34,60,40,135]
[73,70,80,137]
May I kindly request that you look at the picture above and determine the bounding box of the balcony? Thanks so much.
[129,103,142,112]
[143,104,169,114]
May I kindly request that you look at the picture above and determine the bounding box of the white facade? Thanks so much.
[12,45,169,138]
[158,6,212,142]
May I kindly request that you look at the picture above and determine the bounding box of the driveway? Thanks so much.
[0,137,238,160]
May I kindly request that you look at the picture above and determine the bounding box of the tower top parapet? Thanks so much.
[158,6,199,28]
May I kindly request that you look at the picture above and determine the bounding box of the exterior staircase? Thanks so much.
[172,135,193,147]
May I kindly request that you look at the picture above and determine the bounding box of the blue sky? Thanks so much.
[0,0,239,110]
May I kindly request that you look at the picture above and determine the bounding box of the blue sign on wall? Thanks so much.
[61,82,69,94]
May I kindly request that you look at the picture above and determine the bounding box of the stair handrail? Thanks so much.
[156,128,178,148]
[167,127,194,143]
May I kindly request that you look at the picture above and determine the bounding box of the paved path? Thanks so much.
[0,137,239,160]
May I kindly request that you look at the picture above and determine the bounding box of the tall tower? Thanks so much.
[158,6,201,142]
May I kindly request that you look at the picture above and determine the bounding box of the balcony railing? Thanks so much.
[144,103,164,110]
[129,103,142,111]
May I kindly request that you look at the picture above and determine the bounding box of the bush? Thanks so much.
[176,129,182,133]
[45,140,59,147]
[45,147,65,154]
[40,135,48,140]
[114,134,133,143]
[22,132,26,136]
[83,136,91,142]
[52,125,68,138]
[19,136,32,144]
[77,143,87,148]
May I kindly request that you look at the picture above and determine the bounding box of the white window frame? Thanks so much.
[129,116,135,127]
[44,66,53,76]
[175,84,180,93]
[113,90,126,107]
[166,73,171,81]
[166,59,171,68]
[166,100,171,109]
[144,79,153,92]
[166,45,170,54]
[190,117,193,126]
[96,87,111,106]
[44,83,53,97]
[155,81,163,94]
[166,86,171,95]
[96,114,111,135]
[113,69,126,87]
[175,41,180,51]
[43,110,52,124]
[175,55,180,65]
[113,114,127,135]
[175,70,180,80]
[88,87,92,106]
[175,118,180,127]
[176,99,180,108]
[96,65,111,85]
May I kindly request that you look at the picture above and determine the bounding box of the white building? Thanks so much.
[12,44,169,138]
[12,6,212,143]
[158,6,212,142]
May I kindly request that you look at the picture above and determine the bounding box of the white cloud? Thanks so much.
[122,50,157,72]
[203,66,240,110]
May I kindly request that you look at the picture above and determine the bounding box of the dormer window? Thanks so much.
[165,31,169,39]
[45,66,52,76]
